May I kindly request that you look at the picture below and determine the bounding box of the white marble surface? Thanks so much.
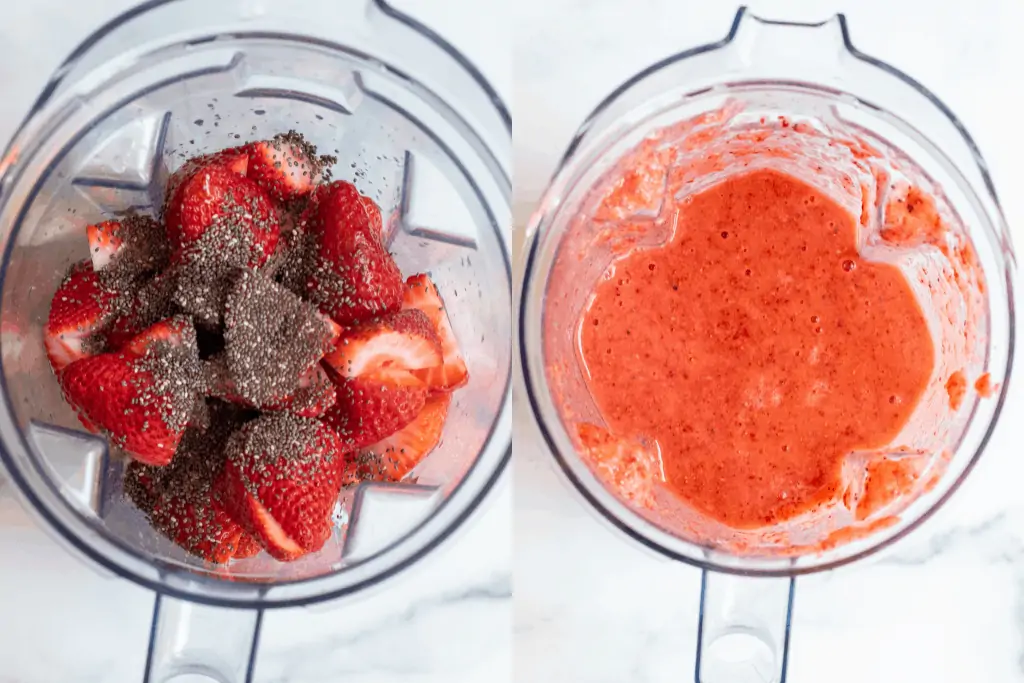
[0,2,510,683]
[513,0,1024,682]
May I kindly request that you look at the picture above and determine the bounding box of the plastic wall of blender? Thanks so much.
[7,0,509,199]
[520,8,1015,683]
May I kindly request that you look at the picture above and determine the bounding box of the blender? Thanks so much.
[518,8,1014,683]
[0,1,512,681]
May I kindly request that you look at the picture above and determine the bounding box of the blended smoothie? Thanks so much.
[579,168,936,528]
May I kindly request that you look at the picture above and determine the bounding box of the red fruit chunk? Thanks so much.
[402,274,469,391]
[59,316,202,466]
[45,262,118,373]
[163,164,279,267]
[322,374,428,451]
[245,134,326,201]
[323,309,442,383]
[358,392,451,482]
[123,414,245,562]
[302,181,402,325]
[220,414,347,561]
[233,533,263,560]
[86,215,169,281]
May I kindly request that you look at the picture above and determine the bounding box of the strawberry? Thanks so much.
[104,269,178,351]
[59,316,202,466]
[264,363,337,418]
[207,358,336,418]
[165,146,249,201]
[86,215,169,281]
[402,274,469,391]
[245,133,327,202]
[359,195,383,239]
[302,181,403,325]
[219,414,347,561]
[233,532,263,560]
[357,392,451,482]
[45,262,118,373]
[323,309,442,383]
[123,414,245,563]
[163,164,279,268]
[321,373,428,450]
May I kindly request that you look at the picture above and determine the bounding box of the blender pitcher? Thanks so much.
[0,1,511,681]
[518,9,1014,683]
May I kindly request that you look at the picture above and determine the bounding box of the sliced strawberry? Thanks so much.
[45,262,118,373]
[264,363,337,418]
[165,146,249,201]
[302,181,403,325]
[245,134,326,202]
[220,414,347,561]
[359,195,383,239]
[321,374,428,450]
[59,317,202,466]
[323,309,442,382]
[208,358,336,418]
[163,164,279,267]
[104,269,178,351]
[358,392,451,482]
[87,221,123,272]
[123,418,244,562]
[124,316,193,355]
[402,274,469,391]
[233,532,263,560]
[86,215,169,281]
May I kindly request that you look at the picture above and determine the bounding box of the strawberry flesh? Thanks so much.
[357,392,450,482]
[45,262,118,373]
[87,215,169,284]
[402,274,469,391]
[60,316,202,465]
[123,406,247,562]
[322,373,428,450]
[245,133,331,202]
[220,414,347,561]
[163,163,279,268]
[323,308,442,382]
[302,181,403,325]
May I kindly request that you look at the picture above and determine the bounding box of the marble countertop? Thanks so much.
[0,2,510,683]
[513,0,1024,682]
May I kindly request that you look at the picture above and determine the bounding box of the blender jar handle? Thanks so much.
[695,571,795,683]
[143,593,263,683]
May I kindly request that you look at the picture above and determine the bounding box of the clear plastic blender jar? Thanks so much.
[518,9,1014,683]
[0,1,511,681]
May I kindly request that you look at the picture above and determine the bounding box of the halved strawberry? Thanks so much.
[104,269,178,351]
[86,215,169,280]
[264,363,337,418]
[233,532,263,560]
[321,373,428,450]
[358,392,451,482]
[219,414,347,561]
[245,134,326,202]
[124,316,193,355]
[302,181,403,325]
[323,309,442,383]
[163,164,279,267]
[45,262,118,373]
[208,358,336,418]
[165,146,249,201]
[59,317,202,466]
[402,274,469,391]
[123,418,244,562]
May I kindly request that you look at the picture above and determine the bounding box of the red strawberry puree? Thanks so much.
[579,169,935,528]
[560,106,991,545]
